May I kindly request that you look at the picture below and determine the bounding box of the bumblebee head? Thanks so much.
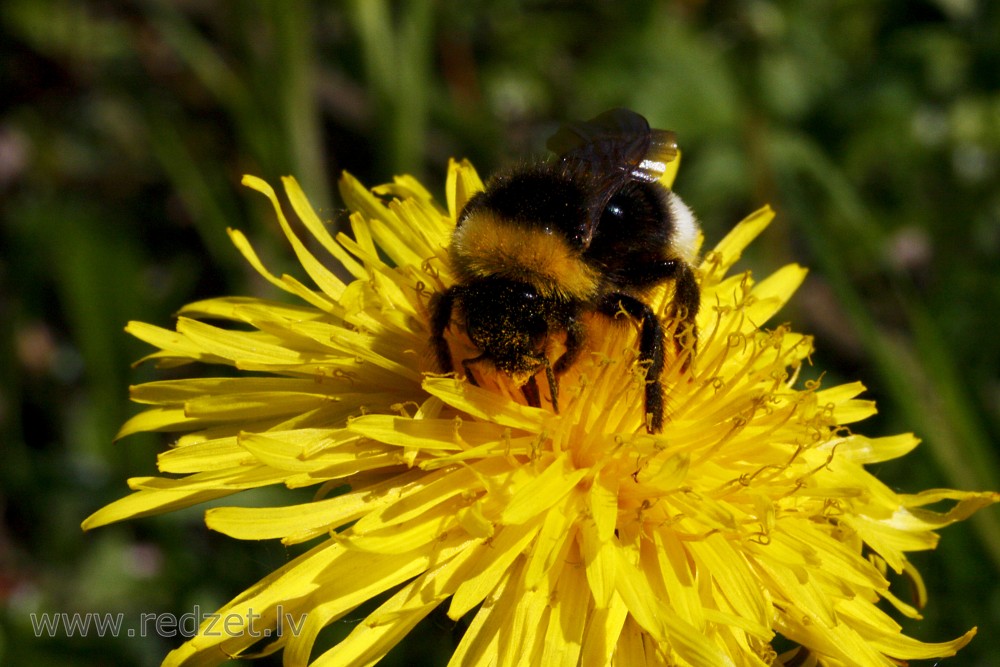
[460,277,551,376]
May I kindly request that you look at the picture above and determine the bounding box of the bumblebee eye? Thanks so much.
[599,182,664,229]
[603,197,626,222]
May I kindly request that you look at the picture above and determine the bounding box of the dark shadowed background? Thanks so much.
[2,1,998,665]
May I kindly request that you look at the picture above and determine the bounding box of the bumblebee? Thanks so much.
[430,109,700,432]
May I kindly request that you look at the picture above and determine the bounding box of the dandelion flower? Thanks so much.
[85,158,997,666]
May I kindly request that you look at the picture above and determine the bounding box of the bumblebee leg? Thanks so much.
[618,258,680,288]
[617,259,699,368]
[542,357,558,413]
[669,264,700,369]
[599,292,665,433]
[523,375,541,408]
[553,315,585,376]
[544,315,584,415]
[461,354,485,386]
[429,287,458,373]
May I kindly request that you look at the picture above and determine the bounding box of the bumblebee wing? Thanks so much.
[546,109,678,244]
[547,108,678,183]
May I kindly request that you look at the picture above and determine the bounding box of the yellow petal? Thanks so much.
[445,158,485,222]
[448,521,541,620]
[579,517,617,608]
[701,205,774,281]
[205,469,426,541]
[501,452,589,525]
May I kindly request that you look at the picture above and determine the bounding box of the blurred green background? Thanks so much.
[2,1,998,665]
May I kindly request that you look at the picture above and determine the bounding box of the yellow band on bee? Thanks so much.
[452,211,600,299]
